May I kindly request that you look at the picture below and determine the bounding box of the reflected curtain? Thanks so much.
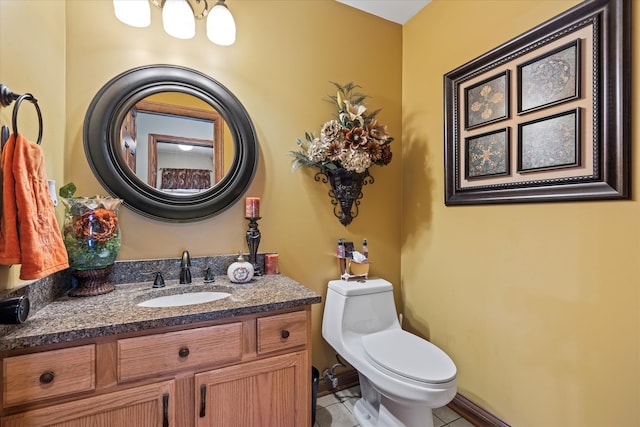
[160,168,211,190]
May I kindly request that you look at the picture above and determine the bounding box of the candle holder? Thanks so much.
[245,216,262,276]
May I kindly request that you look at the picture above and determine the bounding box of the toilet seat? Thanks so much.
[362,330,456,384]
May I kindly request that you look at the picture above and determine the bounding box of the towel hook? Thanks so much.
[11,93,43,145]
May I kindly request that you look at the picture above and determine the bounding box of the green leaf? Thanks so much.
[59,182,77,198]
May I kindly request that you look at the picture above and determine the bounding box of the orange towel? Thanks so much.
[0,133,20,265]
[0,133,69,279]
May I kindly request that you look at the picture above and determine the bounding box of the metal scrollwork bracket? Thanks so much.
[315,168,374,226]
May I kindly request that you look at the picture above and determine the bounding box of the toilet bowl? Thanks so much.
[322,278,457,427]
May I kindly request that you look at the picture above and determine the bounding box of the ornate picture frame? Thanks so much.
[517,108,580,173]
[444,0,630,205]
[517,40,581,114]
[465,128,510,179]
[464,71,510,130]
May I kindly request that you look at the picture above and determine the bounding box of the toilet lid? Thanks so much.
[362,330,456,384]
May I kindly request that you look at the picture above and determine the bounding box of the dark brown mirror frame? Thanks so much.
[84,65,259,222]
[444,0,630,205]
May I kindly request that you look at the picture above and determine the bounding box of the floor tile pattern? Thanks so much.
[314,386,474,427]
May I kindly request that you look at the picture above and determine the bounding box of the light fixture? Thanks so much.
[113,0,236,46]
[178,144,194,151]
[162,0,195,39]
[206,0,236,46]
[113,0,151,28]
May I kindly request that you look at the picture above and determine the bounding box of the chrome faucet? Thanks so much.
[179,250,192,284]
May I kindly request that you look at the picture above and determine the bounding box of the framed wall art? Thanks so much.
[465,128,510,179]
[517,40,581,114]
[465,71,510,130]
[444,0,630,205]
[518,108,580,173]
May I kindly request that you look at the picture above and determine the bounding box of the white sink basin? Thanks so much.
[137,291,231,308]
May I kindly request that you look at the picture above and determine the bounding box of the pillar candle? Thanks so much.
[245,197,260,217]
[265,253,279,275]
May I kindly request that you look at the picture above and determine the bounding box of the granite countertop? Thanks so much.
[0,275,321,352]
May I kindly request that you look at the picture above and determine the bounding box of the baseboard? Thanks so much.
[316,368,510,427]
[448,393,511,427]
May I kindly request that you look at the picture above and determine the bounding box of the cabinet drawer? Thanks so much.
[257,311,307,355]
[3,344,96,407]
[118,323,242,382]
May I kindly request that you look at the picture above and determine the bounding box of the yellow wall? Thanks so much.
[403,1,639,426]
[0,0,66,288]
[0,0,402,376]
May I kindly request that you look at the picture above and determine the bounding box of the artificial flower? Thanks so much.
[291,82,393,174]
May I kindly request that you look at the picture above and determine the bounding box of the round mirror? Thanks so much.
[84,65,258,222]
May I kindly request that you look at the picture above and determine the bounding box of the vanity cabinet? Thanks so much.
[1,381,174,427]
[196,310,310,426]
[0,308,311,427]
[196,351,307,426]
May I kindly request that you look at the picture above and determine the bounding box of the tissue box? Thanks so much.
[347,259,369,277]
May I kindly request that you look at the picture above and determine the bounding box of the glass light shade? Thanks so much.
[206,3,236,46]
[113,0,151,28]
[162,0,196,39]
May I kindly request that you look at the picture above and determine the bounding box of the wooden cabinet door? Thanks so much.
[1,380,174,427]
[195,351,309,427]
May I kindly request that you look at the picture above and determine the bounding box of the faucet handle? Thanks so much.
[203,267,215,283]
[152,272,165,288]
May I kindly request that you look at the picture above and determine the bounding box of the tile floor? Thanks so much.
[314,386,474,427]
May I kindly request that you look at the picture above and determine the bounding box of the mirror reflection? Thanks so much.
[84,64,259,222]
[118,92,233,195]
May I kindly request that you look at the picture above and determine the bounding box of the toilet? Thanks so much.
[322,278,457,427]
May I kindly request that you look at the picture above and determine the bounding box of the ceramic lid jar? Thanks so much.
[227,253,254,284]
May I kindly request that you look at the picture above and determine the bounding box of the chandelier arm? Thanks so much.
[189,0,210,19]
[149,0,210,19]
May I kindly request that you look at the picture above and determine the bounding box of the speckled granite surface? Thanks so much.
[0,257,321,352]
[109,253,267,284]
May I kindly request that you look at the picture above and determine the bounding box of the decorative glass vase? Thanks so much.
[61,197,122,296]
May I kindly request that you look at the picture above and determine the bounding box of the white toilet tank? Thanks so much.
[323,278,401,342]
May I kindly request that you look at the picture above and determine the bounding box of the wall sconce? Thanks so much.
[113,0,236,46]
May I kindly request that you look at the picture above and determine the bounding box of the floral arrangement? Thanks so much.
[59,183,122,270]
[291,82,393,174]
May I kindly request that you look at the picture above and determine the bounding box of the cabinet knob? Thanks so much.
[178,347,190,358]
[281,329,290,339]
[39,371,55,384]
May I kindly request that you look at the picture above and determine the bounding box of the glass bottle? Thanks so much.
[337,239,346,275]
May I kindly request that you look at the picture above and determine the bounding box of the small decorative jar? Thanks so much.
[227,253,254,284]
[61,196,122,296]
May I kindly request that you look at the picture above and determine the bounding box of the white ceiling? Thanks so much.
[336,0,432,25]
